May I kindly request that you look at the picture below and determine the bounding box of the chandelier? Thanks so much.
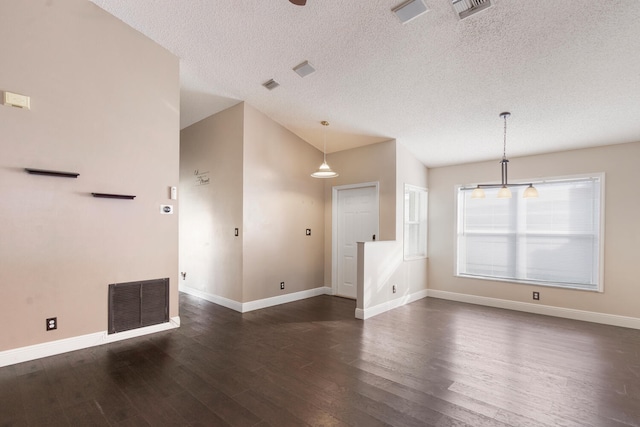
[470,112,538,199]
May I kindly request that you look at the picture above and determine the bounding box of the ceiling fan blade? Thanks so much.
[290,0,307,5]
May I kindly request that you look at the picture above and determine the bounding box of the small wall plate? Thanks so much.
[160,205,173,214]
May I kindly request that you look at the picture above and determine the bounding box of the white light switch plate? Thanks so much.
[3,91,30,109]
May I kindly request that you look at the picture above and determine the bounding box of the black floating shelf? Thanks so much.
[91,193,136,200]
[25,168,80,178]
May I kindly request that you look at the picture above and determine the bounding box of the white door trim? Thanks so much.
[331,182,380,296]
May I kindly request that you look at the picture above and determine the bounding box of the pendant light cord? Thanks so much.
[322,120,329,162]
[499,112,511,187]
[502,113,508,160]
[323,130,327,162]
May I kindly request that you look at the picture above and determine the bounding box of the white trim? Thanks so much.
[0,317,180,368]
[427,289,640,330]
[180,285,243,312]
[180,285,332,313]
[242,287,332,312]
[332,182,380,297]
[355,289,428,320]
[403,183,428,261]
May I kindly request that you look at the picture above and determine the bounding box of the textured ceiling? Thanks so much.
[90,0,640,167]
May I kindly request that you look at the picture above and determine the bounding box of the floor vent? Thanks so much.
[452,0,491,19]
[108,278,169,334]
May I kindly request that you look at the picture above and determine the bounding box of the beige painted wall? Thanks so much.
[179,104,244,301]
[0,0,180,351]
[242,105,325,301]
[179,103,325,304]
[356,143,429,311]
[428,141,640,318]
[322,140,397,287]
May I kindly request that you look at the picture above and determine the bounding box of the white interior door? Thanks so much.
[335,185,379,299]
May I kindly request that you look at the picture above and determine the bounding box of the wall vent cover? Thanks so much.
[108,278,169,334]
[452,0,491,19]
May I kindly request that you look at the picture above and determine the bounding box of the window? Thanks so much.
[456,174,604,291]
[404,184,428,260]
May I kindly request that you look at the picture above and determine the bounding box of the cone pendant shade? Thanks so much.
[311,121,339,178]
[311,161,338,178]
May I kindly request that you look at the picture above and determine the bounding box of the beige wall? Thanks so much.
[322,140,397,286]
[242,105,325,301]
[179,104,244,301]
[428,141,640,318]
[0,0,180,351]
[179,103,325,304]
[356,143,429,312]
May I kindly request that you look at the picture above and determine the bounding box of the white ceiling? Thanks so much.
[90,0,640,167]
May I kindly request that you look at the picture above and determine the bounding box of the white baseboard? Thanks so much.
[355,288,429,320]
[0,316,180,368]
[180,285,243,312]
[180,285,333,313]
[242,286,332,312]
[427,289,640,330]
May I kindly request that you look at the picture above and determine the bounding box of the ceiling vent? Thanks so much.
[293,60,316,78]
[262,79,280,90]
[392,0,428,24]
[453,0,491,19]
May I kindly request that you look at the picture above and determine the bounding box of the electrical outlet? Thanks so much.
[181,272,186,280]
[392,284,397,293]
[306,229,311,236]
[533,291,540,300]
[280,282,285,290]
[46,317,57,331]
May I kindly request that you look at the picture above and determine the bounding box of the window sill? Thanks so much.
[456,273,602,293]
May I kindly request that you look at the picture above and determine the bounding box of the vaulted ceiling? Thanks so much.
[90,0,640,167]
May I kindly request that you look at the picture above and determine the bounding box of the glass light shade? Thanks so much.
[311,161,339,178]
[497,186,512,199]
[471,187,485,199]
[523,184,539,198]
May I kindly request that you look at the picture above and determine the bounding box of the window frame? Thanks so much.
[455,173,605,292]
[404,184,428,261]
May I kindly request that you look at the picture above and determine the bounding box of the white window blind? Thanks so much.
[456,175,603,291]
[404,184,428,260]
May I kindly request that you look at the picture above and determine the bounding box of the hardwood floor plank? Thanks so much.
[61,400,111,426]
[232,388,314,427]
[164,390,230,426]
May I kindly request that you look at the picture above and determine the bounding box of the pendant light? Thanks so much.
[311,121,339,178]
[468,112,537,199]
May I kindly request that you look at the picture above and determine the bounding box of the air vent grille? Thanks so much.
[453,0,491,19]
[293,61,316,78]
[108,278,169,334]
[262,79,280,90]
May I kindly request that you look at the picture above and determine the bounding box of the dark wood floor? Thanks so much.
[1,294,639,426]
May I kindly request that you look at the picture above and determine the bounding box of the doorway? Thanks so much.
[332,183,379,299]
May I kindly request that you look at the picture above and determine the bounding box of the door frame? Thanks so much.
[331,181,380,296]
